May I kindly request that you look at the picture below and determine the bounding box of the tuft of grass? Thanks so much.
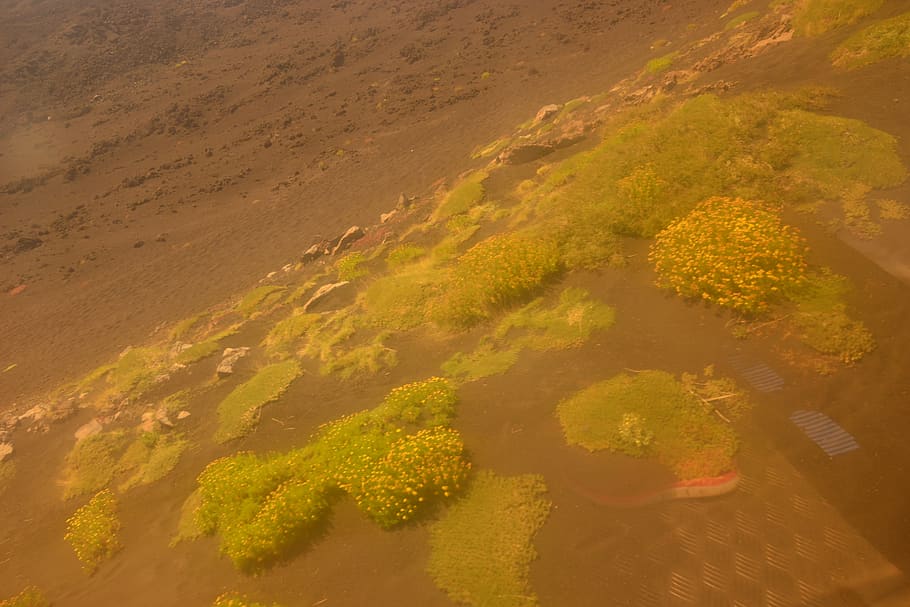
[427,471,551,607]
[173,488,205,546]
[237,285,287,318]
[170,312,208,342]
[0,586,49,607]
[792,0,884,37]
[63,431,130,499]
[650,197,809,315]
[386,244,427,269]
[645,51,678,73]
[261,309,321,356]
[430,232,562,329]
[319,332,398,378]
[64,489,121,574]
[362,267,439,331]
[790,270,875,362]
[557,370,739,479]
[471,138,511,160]
[336,251,369,281]
[118,432,189,491]
[442,342,521,382]
[215,360,302,443]
[175,325,241,365]
[725,10,760,29]
[831,11,910,68]
[495,287,616,350]
[435,171,488,220]
[108,347,165,399]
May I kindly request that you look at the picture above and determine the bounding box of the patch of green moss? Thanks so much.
[427,471,551,607]
[336,251,369,281]
[790,270,875,363]
[75,363,117,394]
[237,285,287,318]
[175,325,240,365]
[261,309,321,356]
[831,11,910,68]
[557,370,739,479]
[442,342,521,382]
[108,347,165,399]
[170,312,208,342]
[386,244,427,269]
[726,10,760,28]
[645,51,678,73]
[0,587,49,607]
[792,0,884,36]
[435,171,488,220]
[319,332,398,378]
[215,360,302,443]
[118,432,189,491]
[361,267,439,331]
[63,431,130,499]
[64,489,121,574]
[495,287,616,350]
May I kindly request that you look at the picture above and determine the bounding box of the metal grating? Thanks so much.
[728,354,785,392]
[789,410,860,457]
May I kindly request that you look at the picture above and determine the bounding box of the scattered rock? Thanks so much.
[74,418,103,441]
[498,143,555,165]
[0,442,12,462]
[139,411,156,433]
[281,263,293,272]
[18,404,48,423]
[176,410,191,420]
[303,281,352,312]
[8,285,27,296]
[301,243,326,264]
[380,208,400,224]
[331,225,365,256]
[155,407,175,428]
[133,240,145,248]
[217,346,251,378]
[534,103,561,123]
[155,233,168,242]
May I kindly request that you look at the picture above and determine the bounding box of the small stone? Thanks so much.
[266,271,277,279]
[74,418,103,441]
[534,104,560,123]
[176,410,191,420]
[155,233,168,242]
[18,404,48,423]
[217,346,251,378]
[380,208,400,224]
[133,240,145,248]
[282,263,293,272]
[330,225,364,256]
[301,243,324,264]
[0,442,12,462]
[155,408,175,428]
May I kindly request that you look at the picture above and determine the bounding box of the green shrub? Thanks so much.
[336,251,369,281]
[349,427,471,528]
[431,232,562,328]
[362,267,440,331]
[0,587,49,607]
[556,371,739,479]
[793,0,883,36]
[650,197,809,315]
[261,309,320,355]
[374,376,458,427]
[831,11,910,68]
[64,489,121,573]
[215,360,302,443]
[427,471,551,607]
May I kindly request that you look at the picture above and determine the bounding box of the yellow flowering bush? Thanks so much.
[212,594,283,607]
[0,587,49,607]
[649,197,808,315]
[64,489,121,573]
[375,376,457,427]
[349,427,471,528]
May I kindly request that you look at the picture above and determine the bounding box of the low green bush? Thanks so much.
[64,489,121,573]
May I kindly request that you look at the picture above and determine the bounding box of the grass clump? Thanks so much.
[319,332,398,378]
[435,171,487,220]
[192,378,467,571]
[336,251,369,281]
[107,347,165,399]
[557,370,739,479]
[645,51,678,73]
[213,594,283,607]
[237,285,287,318]
[442,342,521,382]
[495,287,616,350]
[118,432,189,491]
[831,12,910,68]
[63,431,130,499]
[215,360,302,443]
[792,0,884,36]
[262,309,320,356]
[64,489,121,573]
[362,268,439,331]
[175,325,240,365]
[431,232,562,328]
[650,197,809,315]
[791,270,875,362]
[427,471,551,607]
[386,244,427,269]
[0,587,49,607]
[471,138,511,160]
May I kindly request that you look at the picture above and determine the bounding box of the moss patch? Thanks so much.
[336,251,369,281]
[435,171,488,220]
[442,342,521,382]
[725,10,760,28]
[63,431,130,499]
[557,370,740,479]
[215,360,302,443]
[495,287,616,350]
[427,471,551,607]
[64,489,121,574]
[175,325,240,365]
[793,0,884,36]
[831,11,910,68]
[237,285,287,318]
[645,51,678,73]
[0,587,49,607]
[118,432,189,491]
[261,309,320,356]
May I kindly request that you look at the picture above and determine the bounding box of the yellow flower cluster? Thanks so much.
[649,197,808,314]
[64,489,121,574]
[350,427,471,528]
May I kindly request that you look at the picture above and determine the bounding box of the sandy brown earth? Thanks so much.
[0,0,728,407]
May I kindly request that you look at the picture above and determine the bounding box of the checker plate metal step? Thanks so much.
[790,410,859,457]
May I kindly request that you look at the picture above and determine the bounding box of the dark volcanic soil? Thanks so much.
[0,0,726,408]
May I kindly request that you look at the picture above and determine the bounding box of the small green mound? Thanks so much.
[792,0,884,36]
[261,309,320,355]
[63,431,130,499]
[427,471,551,607]
[118,432,189,491]
[831,11,910,69]
[431,232,562,328]
[362,266,439,331]
[215,360,302,443]
[108,347,165,398]
[319,332,398,378]
[386,244,427,269]
[556,370,739,479]
[495,287,616,349]
[442,343,521,382]
[645,51,678,73]
[436,171,487,220]
[237,285,287,318]
[0,587,49,607]
[175,325,240,365]
[336,251,369,281]
[212,594,283,607]
[791,270,875,362]
[64,489,121,574]
[650,197,809,315]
